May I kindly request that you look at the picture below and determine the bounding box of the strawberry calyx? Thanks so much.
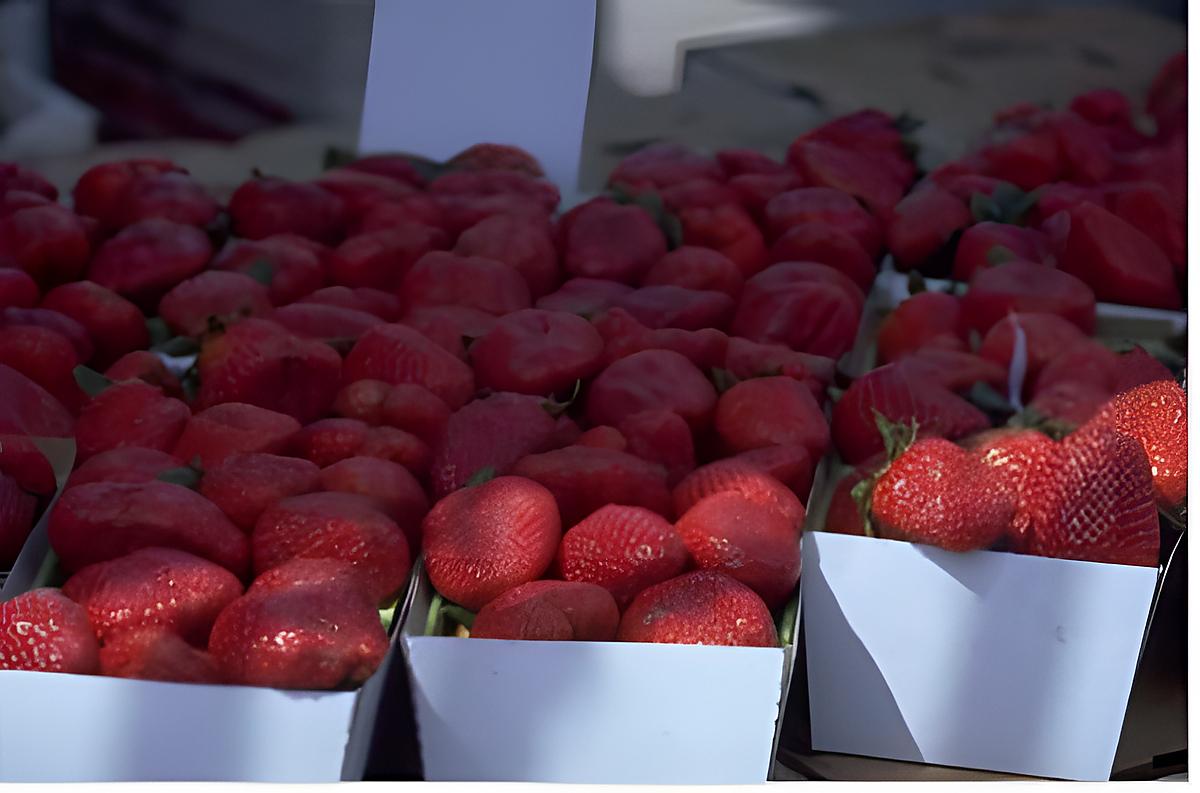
[72,365,115,398]
[710,367,741,394]
[609,185,684,249]
[464,466,498,488]
[969,182,1037,225]
[541,379,582,417]
[845,410,919,539]
[1006,407,1074,440]
[155,464,203,490]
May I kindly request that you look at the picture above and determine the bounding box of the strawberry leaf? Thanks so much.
[872,408,917,461]
[970,192,1002,223]
[73,365,114,398]
[826,385,845,403]
[849,476,877,538]
[146,317,172,347]
[465,466,497,487]
[156,466,202,490]
[244,259,275,286]
[710,367,741,394]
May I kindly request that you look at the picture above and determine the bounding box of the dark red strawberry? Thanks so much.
[49,481,249,576]
[659,179,740,212]
[72,159,181,227]
[674,459,806,532]
[1070,89,1145,150]
[575,426,627,451]
[87,219,213,311]
[435,192,550,237]
[618,409,695,486]
[469,308,604,396]
[592,307,729,371]
[328,223,448,290]
[722,336,835,400]
[968,428,1061,552]
[158,271,273,337]
[716,148,788,177]
[449,143,545,176]
[0,588,99,673]
[1147,52,1186,141]
[642,246,744,298]
[453,213,559,298]
[296,286,402,321]
[268,302,382,342]
[65,447,183,490]
[0,204,92,288]
[199,453,320,531]
[1,306,94,362]
[767,223,875,291]
[791,138,908,215]
[471,580,619,641]
[289,418,377,467]
[1046,110,1113,185]
[0,470,36,565]
[586,349,717,431]
[894,348,1007,394]
[422,475,560,610]
[791,110,914,183]
[379,384,451,443]
[401,304,497,360]
[340,153,428,186]
[728,171,804,222]
[1111,346,1175,394]
[1028,182,1104,226]
[978,312,1089,388]
[0,190,54,218]
[613,285,734,331]
[40,281,148,368]
[876,291,965,363]
[208,558,388,688]
[354,194,447,235]
[104,351,183,397]
[1102,182,1185,273]
[951,222,1053,281]
[429,169,559,213]
[0,433,56,495]
[343,323,476,409]
[735,444,816,498]
[608,143,722,191]
[1033,340,1120,396]
[885,182,972,270]
[1,162,58,199]
[731,262,864,359]
[116,170,220,229]
[75,380,191,462]
[979,124,1062,190]
[822,458,888,536]
[962,260,1096,335]
[0,363,74,437]
[319,456,428,550]
[511,446,672,526]
[331,379,391,425]
[0,324,83,411]
[0,268,38,308]
[562,199,666,284]
[677,203,769,278]
[228,176,346,244]
[617,571,778,646]
[715,376,829,460]
[99,627,224,683]
[212,234,328,306]
[763,187,882,256]
[173,403,301,470]
[535,276,633,317]
[313,168,417,225]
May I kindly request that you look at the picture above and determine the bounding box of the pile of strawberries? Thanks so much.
[887,53,1185,310]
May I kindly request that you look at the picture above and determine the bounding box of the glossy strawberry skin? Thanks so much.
[469,308,604,396]
[228,177,346,245]
[593,307,729,372]
[199,453,320,531]
[735,444,816,499]
[511,446,673,526]
[617,571,778,647]
[402,251,532,317]
[105,351,184,396]
[454,213,559,298]
[767,223,876,292]
[0,588,100,673]
[65,447,183,490]
[328,223,448,291]
[72,159,181,228]
[422,476,560,610]
[0,324,83,413]
[764,187,882,257]
[0,205,92,289]
[212,234,328,307]
[677,204,769,279]
[158,271,273,338]
[731,267,862,359]
[472,580,620,641]
[978,312,1089,389]
[172,403,301,470]
[969,428,1062,552]
[876,292,966,364]
[319,456,429,551]
[587,349,717,432]
[715,376,830,460]
[40,281,149,369]
[99,627,225,683]
[0,433,57,495]
[343,323,476,410]
[673,459,806,532]
[952,222,1052,282]
[1056,203,1180,310]
[618,409,695,487]
[562,200,667,284]
[643,246,745,298]
[961,260,1096,336]
[75,381,191,463]
[86,219,213,311]
[885,183,972,270]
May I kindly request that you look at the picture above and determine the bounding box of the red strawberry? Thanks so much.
[876,291,965,363]
[659,179,740,212]
[510,446,672,526]
[586,349,717,431]
[0,363,74,437]
[0,433,56,495]
[822,466,878,536]
[613,285,734,331]
[354,193,446,235]
[173,403,301,470]
[735,444,816,498]
[968,428,1061,551]
[0,205,92,288]
[228,176,346,244]
[313,168,417,225]
[471,580,619,641]
[401,304,497,360]
[449,143,545,176]
[962,260,1096,336]
[435,193,550,238]
[116,170,220,230]
[253,492,410,603]
[0,324,84,411]
[40,281,149,368]
[1111,346,1175,394]
[1028,182,1104,226]
[643,246,744,298]
[199,453,320,531]
[63,546,243,643]
[575,425,627,451]
[319,456,428,550]
[536,276,634,317]
[790,140,907,216]
[343,323,477,409]
[469,308,604,396]
[728,171,804,222]
[716,148,788,177]
[328,223,448,290]
[212,234,328,306]
[195,318,342,424]
[617,571,778,646]
[764,187,882,256]
[609,143,722,191]
[75,381,191,462]
[952,222,1053,281]
[288,417,376,466]
[791,110,914,182]
[0,268,38,309]
[767,223,875,291]
[87,219,213,311]
[402,251,533,316]
[65,447,183,490]
[429,169,559,214]
[49,481,249,576]
[0,189,58,217]
[1033,340,1120,396]
[978,312,1089,387]
[208,558,388,688]
[885,183,972,270]
[296,286,402,321]
[423,476,560,610]
[1147,52,1186,140]
[618,409,695,486]
[1055,203,1180,309]
[715,376,830,460]
[1,306,94,362]
[104,351,183,397]
[592,307,729,371]
[673,459,806,532]
[340,153,428,187]
[1070,89,1143,149]
[332,379,391,425]
[453,213,558,298]
[676,203,768,278]
[158,271,273,337]
[731,263,863,359]
[722,337,835,400]
[871,438,1013,551]
[894,348,1007,394]
[1103,182,1185,273]
[1,162,58,199]
[979,125,1062,190]
[562,200,666,284]
[99,627,224,683]
[1046,110,1113,185]
[0,588,99,673]
[556,504,688,608]
[379,384,451,443]
[269,302,383,342]
[0,471,36,565]
[429,392,574,499]
[72,159,181,227]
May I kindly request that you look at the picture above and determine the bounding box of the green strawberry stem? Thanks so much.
[985,245,1017,266]
[423,592,446,637]
[542,379,583,417]
[776,590,799,647]
[244,258,276,286]
[441,605,476,630]
[379,595,401,633]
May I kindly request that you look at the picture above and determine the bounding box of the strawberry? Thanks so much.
[0,268,38,308]
[609,143,723,191]
[194,318,342,423]
[952,222,1053,282]
[1111,346,1175,394]
[355,195,446,236]
[673,459,806,532]
[72,159,181,227]
[0,324,84,411]
[343,323,477,409]
[1,162,58,199]
[65,446,183,490]
[1046,111,1114,185]
[0,588,99,673]
[449,143,545,176]
[676,203,768,278]
[0,433,56,495]
[1,306,94,362]
[731,263,863,359]
[968,428,1061,551]
[296,286,402,321]
[1103,182,1185,273]
[401,304,497,360]
[198,453,320,531]
[716,148,788,177]
[1028,182,1103,226]
[613,285,734,331]
[268,302,382,342]
[0,205,92,288]
[313,168,417,225]
[722,337,835,400]
[763,187,882,256]
[642,246,744,298]
[1146,52,1186,141]
[535,276,634,317]
[586,349,717,431]
[876,291,965,363]
[885,183,973,270]
[1033,340,1120,396]
[618,409,695,486]
[728,171,803,222]
[790,140,908,216]
[49,481,249,576]
[158,271,273,337]
[173,403,301,470]
[575,426,627,451]
[734,444,816,498]
[1,190,53,218]
[228,176,346,244]
[99,628,224,683]
[1026,425,1160,566]
[429,169,559,214]
[40,281,149,368]
[422,475,560,610]
[961,260,1096,335]
[471,580,620,641]
[767,223,876,291]
[290,418,417,469]
[791,110,914,183]
[332,379,393,425]
[104,351,183,397]
[617,571,777,647]
[978,312,1089,387]
[253,492,410,604]
[115,170,220,230]
[715,376,830,459]
[0,363,74,438]
[453,213,559,298]
[1081,380,1186,509]
[1055,203,1180,309]
[208,558,388,689]
[556,504,688,608]
[328,223,448,290]
[340,154,428,187]
[979,124,1062,190]
[592,307,729,371]
[86,219,213,311]
[379,384,451,443]
[434,192,550,238]
[1070,89,1144,150]
[63,546,243,644]
[469,308,604,396]
[319,456,428,549]
[894,348,1007,394]
[212,234,328,306]
[511,446,673,526]
[822,464,880,536]
[0,470,36,565]
[562,200,667,284]
[659,179,740,212]
[75,380,191,462]
[871,438,1013,552]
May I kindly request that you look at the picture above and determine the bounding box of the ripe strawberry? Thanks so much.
[209,558,388,689]
[454,213,559,298]
[575,425,627,451]
[735,444,816,498]
[562,199,666,284]
[0,470,36,565]
[617,571,777,647]
[1055,203,1180,309]
[269,302,383,342]
[1,305,94,362]
[822,466,877,536]
[173,403,301,470]
[313,168,417,225]
[0,363,74,437]
[728,171,803,222]
[979,312,1089,387]
[722,336,835,400]
[952,222,1053,282]
[1081,380,1186,509]
[228,176,346,244]
[198,453,320,531]
[65,446,183,490]
[715,374,830,461]
[677,203,768,278]
[618,409,695,486]
[659,179,740,212]
[355,195,446,235]
[1046,110,1114,185]
[556,504,687,608]
[379,384,451,443]
[0,433,57,495]
[1,162,58,199]
[1028,182,1103,226]
[1146,52,1186,139]
[885,183,972,270]
[319,456,428,550]
[423,476,560,610]
[961,260,1096,336]
[115,170,221,230]
[968,428,1060,552]
[63,546,243,644]
[87,219,213,310]
[643,246,744,298]
[0,205,92,288]
[403,251,533,316]
[331,379,391,424]
[49,481,249,576]
[1033,340,1120,396]
[0,268,39,308]
[731,263,863,358]
[195,318,342,424]
[212,234,328,306]
[613,285,734,331]
[435,192,550,238]
[767,223,876,291]
[328,223,448,290]
[1111,346,1175,394]
[876,291,966,363]
[871,438,1013,551]
[608,143,722,191]
[469,308,604,396]
[472,580,620,641]
[72,159,181,226]
[75,381,191,462]
[715,148,787,177]
[343,323,477,409]
[979,124,1062,190]
[510,446,672,526]
[401,304,497,360]
[158,271,273,337]
[592,307,729,371]
[673,459,806,532]
[536,276,634,317]
[1103,182,1185,273]
[586,349,717,431]
[40,281,149,368]
[0,324,84,411]
[296,286,402,321]
[791,140,908,216]
[429,169,559,214]
[791,110,915,185]
[340,153,428,187]
[0,588,99,673]
[99,627,224,684]
[0,189,56,218]
[253,492,410,604]
[763,187,882,256]
[448,143,545,176]
[104,351,183,397]
[291,418,383,466]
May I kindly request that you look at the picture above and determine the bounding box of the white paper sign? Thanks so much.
[802,532,1157,781]
[358,0,597,193]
